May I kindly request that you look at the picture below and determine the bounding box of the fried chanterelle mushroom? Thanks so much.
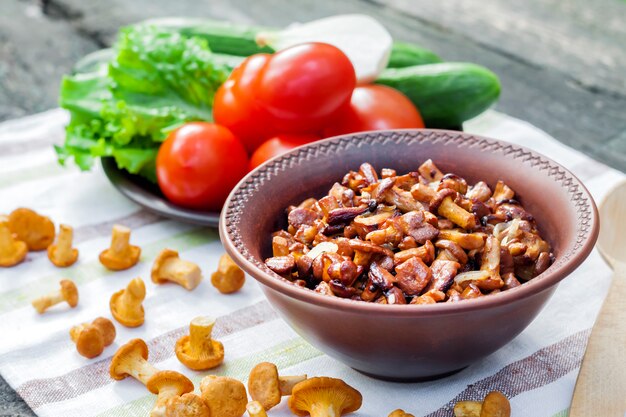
[70,317,116,359]
[48,224,79,267]
[211,254,245,294]
[265,161,553,304]
[0,217,27,267]
[8,208,55,251]
[200,375,248,417]
[152,249,203,291]
[110,277,146,327]
[31,279,78,314]
[175,316,224,371]
[248,362,307,410]
[99,224,141,271]
[288,377,362,417]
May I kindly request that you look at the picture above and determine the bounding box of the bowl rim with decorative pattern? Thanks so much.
[219,129,599,316]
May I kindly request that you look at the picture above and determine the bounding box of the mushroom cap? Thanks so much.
[92,317,116,346]
[430,188,458,213]
[99,245,141,271]
[288,377,362,417]
[47,245,79,268]
[0,233,28,267]
[75,326,105,359]
[248,362,281,410]
[146,370,194,395]
[151,248,179,284]
[210,255,245,294]
[175,335,224,371]
[165,392,211,417]
[200,375,247,417]
[8,208,55,251]
[109,338,148,380]
[165,393,211,417]
[388,410,415,417]
[60,280,79,307]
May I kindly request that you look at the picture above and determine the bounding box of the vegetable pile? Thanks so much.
[58,16,502,211]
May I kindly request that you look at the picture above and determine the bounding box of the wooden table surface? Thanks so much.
[0,0,625,415]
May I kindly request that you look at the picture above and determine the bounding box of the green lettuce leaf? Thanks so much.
[57,25,231,181]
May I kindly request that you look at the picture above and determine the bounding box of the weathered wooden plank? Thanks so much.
[0,0,99,121]
[0,375,35,417]
[375,0,626,97]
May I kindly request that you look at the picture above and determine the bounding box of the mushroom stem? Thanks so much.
[120,278,145,315]
[32,290,64,313]
[110,225,131,256]
[126,358,160,386]
[188,316,216,357]
[247,401,269,417]
[54,224,74,259]
[69,323,88,343]
[279,375,308,396]
[160,257,202,288]
[152,385,183,417]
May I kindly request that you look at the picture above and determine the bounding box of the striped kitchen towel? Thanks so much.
[0,109,623,417]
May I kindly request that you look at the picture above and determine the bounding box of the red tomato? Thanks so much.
[214,43,356,152]
[323,85,425,137]
[156,122,249,211]
[249,134,320,170]
[213,54,275,153]
[255,43,356,133]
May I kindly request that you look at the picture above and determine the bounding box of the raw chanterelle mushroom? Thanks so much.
[99,224,141,270]
[248,362,307,410]
[164,393,211,417]
[48,224,79,267]
[389,410,415,417]
[210,254,245,294]
[147,370,194,417]
[110,277,146,327]
[200,375,248,417]
[8,208,55,251]
[288,377,362,417]
[152,249,203,290]
[69,317,116,359]
[0,217,28,267]
[109,339,195,417]
[110,339,156,383]
[453,391,511,417]
[31,279,79,314]
[175,316,224,371]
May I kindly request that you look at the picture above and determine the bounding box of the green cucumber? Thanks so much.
[140,18,272,56]
[388,42,442,67]
[138,18,440,68]
[376,63,501,128]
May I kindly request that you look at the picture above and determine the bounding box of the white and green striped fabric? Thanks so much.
[0,109,623,417]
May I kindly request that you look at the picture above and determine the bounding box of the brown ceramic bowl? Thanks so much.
[219,129,599,381]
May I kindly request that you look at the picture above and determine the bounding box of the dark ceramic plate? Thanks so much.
[101,127,462,226]
[101,157,220,226]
